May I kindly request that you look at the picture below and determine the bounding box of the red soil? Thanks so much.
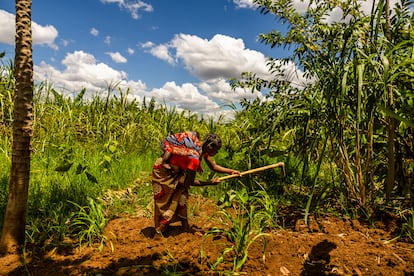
[1,197,413,276]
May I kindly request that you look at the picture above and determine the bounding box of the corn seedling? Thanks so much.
[251,188,281,230]
[160,249,182,275]
[201,189,268,273]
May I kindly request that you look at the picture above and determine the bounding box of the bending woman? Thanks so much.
[152,131,239,236]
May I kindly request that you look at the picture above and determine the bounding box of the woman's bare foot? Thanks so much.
[154,224,167,239]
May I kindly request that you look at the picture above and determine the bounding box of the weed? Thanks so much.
[400,208,414,242]
[68,197,112,251]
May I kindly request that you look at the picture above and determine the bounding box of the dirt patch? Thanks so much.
[1,197,413,276]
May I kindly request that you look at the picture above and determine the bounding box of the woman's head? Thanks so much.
[203,133,222,156]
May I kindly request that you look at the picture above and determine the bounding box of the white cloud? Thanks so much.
[90,27,99,36]
[0,10,14,44]
[104,35,111,45]
[151,81,220,114]
[233,0,402,22]
[150,44,175,65]
[141,41,154,48]
[170,34,273,81]
[29,28,308,118]
[61,39,70,47]
[142,32,310,113]
[32,50,251,120]
[100,0,153,19]
[0,9,58,49]
[198,78,263,103]
[107,51,127,63]
[241,0,401,23]
[7,0,399,121]
[146,33,291,85]
[32,22,59,50]
[233,0,257,9]
[61,51,126,81]
[34,51,146,99]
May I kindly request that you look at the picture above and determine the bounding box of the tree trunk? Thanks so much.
[0,0,33,255]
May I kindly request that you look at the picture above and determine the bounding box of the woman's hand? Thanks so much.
[230,170,241,176]
[211,178,220,185]
[194,178,220,186]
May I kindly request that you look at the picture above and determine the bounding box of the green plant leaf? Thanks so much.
[55,162,73,172]
[85,171,98,184]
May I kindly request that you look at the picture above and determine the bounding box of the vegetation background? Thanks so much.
[0,0,413,272]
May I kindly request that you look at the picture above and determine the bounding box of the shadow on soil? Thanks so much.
[300,239,337,275]
[8,226,205,276]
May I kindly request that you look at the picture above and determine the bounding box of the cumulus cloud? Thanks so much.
[31,27,310,119]
[7,0,398,120]
[35,51,145,100]
[100,0,153,19]
[141,41,155,48]
[90,27,99,36]
[145,33,308,88]
[321,0,400,23]
[198,78,263,103]
[149,44,175,65]
[147,34,272,81]
[107,51,127,63]
[60,51,126,81]
[0,10,14,44]
[151,82,220,113]
[0,9,58,49]
[33,50,233,119]
[175,34,267,80]
[32,47,262,119]
[32,23,59,50]
[233,0,257,9]
[233,0,401,22]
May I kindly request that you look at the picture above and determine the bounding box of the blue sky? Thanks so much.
[0,0,398,119]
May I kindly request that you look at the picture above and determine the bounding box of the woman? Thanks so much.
[152,131,239,236]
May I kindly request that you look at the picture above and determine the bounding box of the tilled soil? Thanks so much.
[1,197,413,276]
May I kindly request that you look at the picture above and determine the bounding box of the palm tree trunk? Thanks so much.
[0,0,33,254]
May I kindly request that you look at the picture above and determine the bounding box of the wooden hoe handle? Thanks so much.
[217,162,285,181]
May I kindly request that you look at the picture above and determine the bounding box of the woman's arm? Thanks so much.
[186,169,219,186]
[204,155,240,175]
[192,178,220,186]
[161,151,172,170]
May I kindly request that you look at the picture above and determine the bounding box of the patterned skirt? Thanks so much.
[152,157,190,228]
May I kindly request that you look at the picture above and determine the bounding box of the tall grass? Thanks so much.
[0,75,242,247]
